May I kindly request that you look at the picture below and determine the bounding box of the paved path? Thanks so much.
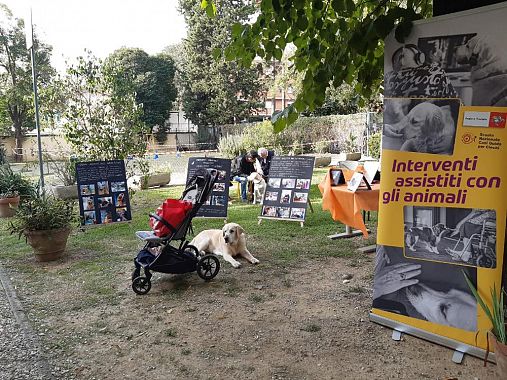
[0,266,54,380]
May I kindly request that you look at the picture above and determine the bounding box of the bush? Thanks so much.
[0,166,35,199]
[218,134,244,159]
[46,156,79,186]
[9,193,76,235]
[0,145,6,165]
[368,132,381,159]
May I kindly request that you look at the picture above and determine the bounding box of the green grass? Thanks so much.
[0,168,378,312]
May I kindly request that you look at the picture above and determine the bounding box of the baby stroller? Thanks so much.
[132,168,220,295]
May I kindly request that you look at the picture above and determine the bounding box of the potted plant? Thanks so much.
[464,274,507,377]
[0,165,35,218]
[9,193,76,262]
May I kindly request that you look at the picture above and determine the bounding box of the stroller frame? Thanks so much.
[132,169,220,295]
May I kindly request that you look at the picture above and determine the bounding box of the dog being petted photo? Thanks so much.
[373,245,477,332]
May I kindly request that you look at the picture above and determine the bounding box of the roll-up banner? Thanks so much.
[370,3,507,358]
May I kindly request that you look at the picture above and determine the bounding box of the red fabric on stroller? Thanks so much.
[150,199,193,237]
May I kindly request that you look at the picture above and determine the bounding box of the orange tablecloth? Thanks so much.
[319,170,380,237]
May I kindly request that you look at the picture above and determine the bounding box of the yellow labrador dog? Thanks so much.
[191,223,259,268]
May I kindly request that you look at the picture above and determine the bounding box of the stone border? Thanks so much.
[0,265,55,379]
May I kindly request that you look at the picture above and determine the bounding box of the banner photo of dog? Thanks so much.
[383,98,460,156]
[259,156,315,224]
[373,245,477,332]
[76,160,132,226]
[404,206,496,268]
[186,157,231,219]
[372,3,507,356]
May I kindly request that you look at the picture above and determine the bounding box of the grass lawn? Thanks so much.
[0,168,378,310]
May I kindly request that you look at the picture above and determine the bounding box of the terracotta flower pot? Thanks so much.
[492,334,507,379]
[24,227,71,262]
[0,195,20,218]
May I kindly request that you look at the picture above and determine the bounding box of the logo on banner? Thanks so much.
[489,112,506,128]
[461,133,476,144]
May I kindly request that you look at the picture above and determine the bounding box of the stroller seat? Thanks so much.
[135,231,167,243]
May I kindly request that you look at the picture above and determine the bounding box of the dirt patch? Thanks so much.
[15,253,498,380]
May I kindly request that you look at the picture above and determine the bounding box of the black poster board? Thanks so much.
[259,156,315,224]
[76,160,131,226]
[186,157,231,218]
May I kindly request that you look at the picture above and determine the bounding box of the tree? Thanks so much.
[61,52,148,160]
[0,4,54,160]
[218,0,432,130]
[104,48,177,143]
[179,0,264,129]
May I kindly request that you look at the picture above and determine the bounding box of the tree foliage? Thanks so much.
[61,52,148,160]
[104,48,177,143]
[179,0,264,128]
[0,4,54,158]
[218,0,432,130]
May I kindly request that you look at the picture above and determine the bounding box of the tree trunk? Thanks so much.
[13,120,23,163]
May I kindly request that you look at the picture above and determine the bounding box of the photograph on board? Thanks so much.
[293,192,308,203]
[111,181,126,192]
[404,206,496,269]
[100,210,113,224]
[114,192,127,207]
[295,179,311,190]
[373,245,477,332]
[383,98,460,155]
[262,206,276,217]
[83,211,96,225]
[265,191,278,202]
[80,184,95,196]
[97,181,109,195]
[276,207,290,218]
[280,190,292,204]
[115,207,130,222]
[268,178,281,188]
[281,178,296,189]
[82,196,95,211]
[290,208,306,220]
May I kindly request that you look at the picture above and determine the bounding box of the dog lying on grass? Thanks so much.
[191,223,259,268]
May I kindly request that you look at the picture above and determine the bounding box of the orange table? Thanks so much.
[319,170,380,239]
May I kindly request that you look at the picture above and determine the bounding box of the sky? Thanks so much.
[2,0,187,72]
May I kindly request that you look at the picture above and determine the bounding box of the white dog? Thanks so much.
[190,223,259,268]
[247,172,266,204]
[405,284,476,331]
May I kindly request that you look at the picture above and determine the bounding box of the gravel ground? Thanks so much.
[0,266,55,380]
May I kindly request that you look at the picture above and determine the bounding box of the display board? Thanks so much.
[76,160,131,226]
[371,3,507,359]
[259,156,315,223]
[186,157,231,218]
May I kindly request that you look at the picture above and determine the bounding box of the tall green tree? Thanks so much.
[218,0,432,130]
[104,48,177,143]
[0,4,54,160]
[179,0,264,129]
[62,52,148,160]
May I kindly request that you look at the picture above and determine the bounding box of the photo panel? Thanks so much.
[98,197,113,209]
[280,190,292,204]
[262,205,276,217]
[115,207,130,222]
[80,184,95,196]
[383,98,460,155]
[276,207,290,218]
[114,192,127,207]
[100,210,113,224]
[268,178,281,188]
[212,195,227,206]
[293,192,308,203]
[403,206,497,268]
[83,211,96,225]
[217,170,227,181]
[290,208,306,220]
[281,178,296,189]
[213,182,226,192]
[111,181,126,192]
[295,178,310,190]
[265,191,278,202]
[373,245,477,332]
[97,181,109,195]
[81,196,95,211]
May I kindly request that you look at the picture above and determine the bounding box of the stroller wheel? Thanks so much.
[197,254,220,281]
[184,244,199,257]
[132,276,152,295]
[477,254,494,269]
